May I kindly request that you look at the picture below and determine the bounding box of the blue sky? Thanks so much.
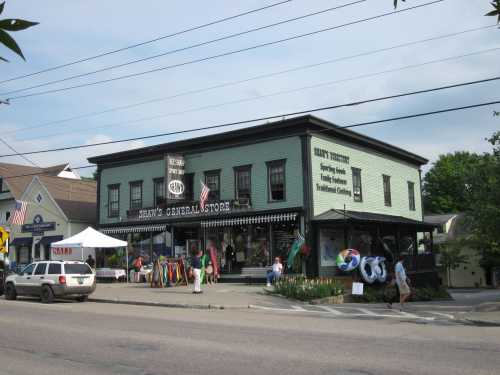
[0,0,499,176]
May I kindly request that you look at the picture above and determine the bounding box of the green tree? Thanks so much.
[439,241,469,288]
[394,0,500,23]
[464,132,500,273]
[423,152,484,214]
[0,1,38,62]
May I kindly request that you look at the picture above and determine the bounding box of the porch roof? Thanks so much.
[313,209,436,230]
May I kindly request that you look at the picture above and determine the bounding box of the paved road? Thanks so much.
[0,299,499,375]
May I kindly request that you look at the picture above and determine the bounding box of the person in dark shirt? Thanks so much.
[86,254,96,269]
[192,250,203,294]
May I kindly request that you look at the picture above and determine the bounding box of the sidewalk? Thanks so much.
[455,302,500,326]
[90,282,278,309]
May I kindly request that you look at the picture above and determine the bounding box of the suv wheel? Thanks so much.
[76,295,88,302]
[40,285,54,304]
[5,283,17,300]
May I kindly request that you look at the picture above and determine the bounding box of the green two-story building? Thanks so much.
[89,115,435,281]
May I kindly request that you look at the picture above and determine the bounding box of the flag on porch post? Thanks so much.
[199,181,210,211]
[10,200,28,225]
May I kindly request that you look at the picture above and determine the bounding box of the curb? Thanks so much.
[88,297,232,310]
[463,318,500,327]
[88,298,226,310]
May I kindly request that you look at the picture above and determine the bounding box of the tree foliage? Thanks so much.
[423,152,484,214]
[464,132,500,269]
[439,241,469,287]
[394,0,500,24]
[0,1,38,62]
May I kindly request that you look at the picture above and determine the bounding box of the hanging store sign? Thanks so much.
[22,215,56,235]
[130,200,232,221]
[165,154,185,200]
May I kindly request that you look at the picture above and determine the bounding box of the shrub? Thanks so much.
[274,276,344,301]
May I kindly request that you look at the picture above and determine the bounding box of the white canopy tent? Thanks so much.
[51,227,128,278]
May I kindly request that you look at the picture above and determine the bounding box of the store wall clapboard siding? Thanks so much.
[99,137,304,225]
[311,134,423,221]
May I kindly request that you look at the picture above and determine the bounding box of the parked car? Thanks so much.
[4,261,96,303]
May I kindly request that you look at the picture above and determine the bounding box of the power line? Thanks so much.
[6,24,494,137]
[1,75,498,158]
[1,0,367,96]
[0,137,40,167]
[2,98,500,180]
[0,0,293,86]
[6,0,444,101]
[16,46,500,142]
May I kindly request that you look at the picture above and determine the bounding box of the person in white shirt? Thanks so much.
[266,257,283,287]
[395,255,411,310]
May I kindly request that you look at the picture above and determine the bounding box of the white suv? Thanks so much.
[4,261,96,303]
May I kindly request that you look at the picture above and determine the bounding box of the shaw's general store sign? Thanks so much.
[132,201,232,221]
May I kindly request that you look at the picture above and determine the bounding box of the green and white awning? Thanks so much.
[201,212,298,228]
[101,224,168,234]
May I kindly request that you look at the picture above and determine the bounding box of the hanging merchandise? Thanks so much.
[287,232,305,270]
[359,256,387,284]
[336,249,361,272]
[151,259,163,288]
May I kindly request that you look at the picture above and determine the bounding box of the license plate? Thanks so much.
[77,278,83,285]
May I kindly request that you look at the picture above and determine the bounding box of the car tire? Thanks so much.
[75,295,88,302]
[40,285,54,304]
[5,283,17,300]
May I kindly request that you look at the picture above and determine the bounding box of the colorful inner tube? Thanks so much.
[336,249,360,272]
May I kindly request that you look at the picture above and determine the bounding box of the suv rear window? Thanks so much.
[64,264,93,275]
[48,263,61,274]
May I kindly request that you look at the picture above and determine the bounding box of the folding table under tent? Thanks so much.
[51,227,128,277]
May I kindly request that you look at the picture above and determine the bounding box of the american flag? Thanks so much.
[199,181,210,211]
[11,200,28,225]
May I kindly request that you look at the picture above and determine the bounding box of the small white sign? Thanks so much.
[352,282,364,295]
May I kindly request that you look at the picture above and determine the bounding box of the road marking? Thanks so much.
[425,311,455,319]
[291,305,306,311]
[396,310,419,318]
[356,308,377,316]
[317,305,344,315]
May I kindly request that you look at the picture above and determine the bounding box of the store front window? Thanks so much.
[348,228,373,256]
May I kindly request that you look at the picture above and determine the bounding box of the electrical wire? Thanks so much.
[16,46,500,142]
[0,0,293,85]
[1,75,498,158]
[2,98,499,180]
[0,137,40,167]
[5,0,444,101]
[1,0,367,96]
[5,24,494,136]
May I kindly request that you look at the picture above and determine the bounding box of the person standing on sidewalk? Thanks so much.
[192,250,203,294]
[395,255,411,310]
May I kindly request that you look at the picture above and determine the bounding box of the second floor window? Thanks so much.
[267,160,286,202]
[408,181,416,211]
[154,178,165,206]
[234,165,251,201]
[352,168,362,202]
[130,181,143,209]
[108,184,120,217]
[205,170,220,201]
[383,175,391,207]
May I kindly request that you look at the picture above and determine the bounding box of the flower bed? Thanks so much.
[273,276,345,301]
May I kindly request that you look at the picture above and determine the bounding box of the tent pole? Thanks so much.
[126,246,129,284]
